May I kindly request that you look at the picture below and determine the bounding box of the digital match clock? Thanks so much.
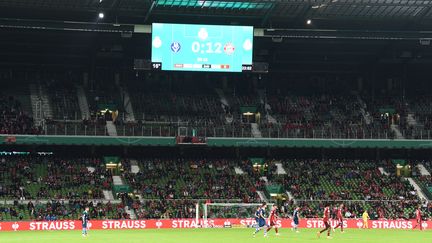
[151,23,253,72]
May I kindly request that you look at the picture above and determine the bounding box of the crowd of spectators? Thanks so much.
[261,93,394,139]
[411,161,432,199]
[0,156,34,199]
[134,200,196,219]
[2,199,429,221]
[119,75,254,138]
[0,156,112,200]
[400,95,432,139]
[41,89,432,139]
[271,159,417,201]
[2,73,432,139]
[266,158,430,219]
[0,200,126,221]
[122,158,259,202]
[281,199,432,220]
[123,90,253,138]
[0,95,41,135]
[1,155,432,221]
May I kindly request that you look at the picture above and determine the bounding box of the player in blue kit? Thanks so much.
[253,203,268,237]
[254,205,261,223]
[292,207,300,233]
[81,207,90,237]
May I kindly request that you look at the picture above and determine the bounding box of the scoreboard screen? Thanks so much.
[151,23,253,72]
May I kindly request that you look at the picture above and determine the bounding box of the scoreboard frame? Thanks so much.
[151,23,254,73]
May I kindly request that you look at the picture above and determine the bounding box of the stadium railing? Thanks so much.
[42,121,432,139]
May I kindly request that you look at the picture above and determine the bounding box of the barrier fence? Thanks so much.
[0,218,430,231]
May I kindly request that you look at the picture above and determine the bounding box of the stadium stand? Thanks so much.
[0,200,125,221]
[256,158,427,219]
[0,156,111,200]
[412,161,432,200]
[121,158,259,202]
[44,78,81,120]
[2,3,432,243]
[261,93,379,139]
[272,159,417,201]
[402,95,432,139]
[0,95,40,135]
[1,154,429,220]
[3,75,432,140]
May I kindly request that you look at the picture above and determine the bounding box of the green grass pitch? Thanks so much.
[0,228,431,243]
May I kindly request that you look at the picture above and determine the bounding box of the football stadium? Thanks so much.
[0,0,432,242]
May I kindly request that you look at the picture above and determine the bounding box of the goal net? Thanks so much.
[202,203,274,227]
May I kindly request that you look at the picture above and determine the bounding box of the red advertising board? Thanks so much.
[0,218,430,231]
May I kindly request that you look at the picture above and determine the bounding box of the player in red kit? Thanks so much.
[267,205,280,236]
[332,203,344,233]
[413,206,423,230]
[317,204,332,239]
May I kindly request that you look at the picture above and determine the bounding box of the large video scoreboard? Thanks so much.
[151,23,253,72]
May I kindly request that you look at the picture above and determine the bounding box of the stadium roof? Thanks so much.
[1,0,432,29]
[1,0,432,71]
